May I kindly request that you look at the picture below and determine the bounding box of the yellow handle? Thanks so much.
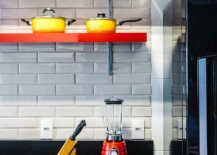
[70,148,76,155]
[57,139,77,155]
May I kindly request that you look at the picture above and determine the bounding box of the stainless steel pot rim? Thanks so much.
[32,16,66,20]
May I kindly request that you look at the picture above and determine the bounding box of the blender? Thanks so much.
[101,98,127,155]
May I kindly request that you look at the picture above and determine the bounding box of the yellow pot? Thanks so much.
[86,13,116,33]
[21,8,76,33]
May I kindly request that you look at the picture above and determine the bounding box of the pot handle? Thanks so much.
[67,19,76,26]
[118,18,142,26]
[42,8,56,14]
[21,18,31,26]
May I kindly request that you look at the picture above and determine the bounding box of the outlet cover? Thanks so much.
[40,119,53,139]
[131,120,144,139]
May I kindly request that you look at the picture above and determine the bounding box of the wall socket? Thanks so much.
[131,120,144,139]
[40,119,53,139]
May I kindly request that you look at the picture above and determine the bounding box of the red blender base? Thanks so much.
[101,140,128,155]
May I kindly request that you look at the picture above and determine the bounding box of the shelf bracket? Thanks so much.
[108,42,113,76]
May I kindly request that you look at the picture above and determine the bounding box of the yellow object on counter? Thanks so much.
[57,139,77,155]
[86,18,117,33]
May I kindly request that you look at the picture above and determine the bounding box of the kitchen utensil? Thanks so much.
[101,98,127,155]
[58,120,86,155]
[86,13,142,33]
[21,8,76,33]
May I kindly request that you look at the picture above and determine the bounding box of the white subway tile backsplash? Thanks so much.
[132,62,151,73]
[19,129,40,139]
[0,107,17,117]
[94,0,131,8]
[114,8,150,19]
[76,9,109,19]
[132,107,152,117]
[19,43,55,52]
[53,118,75,128]
[114,74,151,84]
[76,74,112,84]
[56,63,93,73]
[56,107,94,117]
[0,63,18,73]
[132,85,152,95]
[0,74,37,84]
[56,43,93,52]
[38,96,75,106]
[39,74,74,84]
[94,43,109,52]
[57,85,93,95]
[76,118,105,128]
[76,52,107,62]
[76,96,111,105]
[94,63,132,74]
[132,0,151,8]
[0,0,18,8]
[0,53,37,62]
[114,95,151,106]
[94,128,106,139]
[145,129,152,139]
[94,85,131,95]
[19,0,55,8]
[0,129,18,139]
[0,96,37,106]
[38,53,74,62]
[19,85,55,96]
[0,85,17,95]
[1,9,37,19]
[19,107,55,117]
[113,43,132,52]
[0,43,18,52]
[0,118,37,128]
[56,0,93,8]
[19,63,55,73]
[114,52,151,62]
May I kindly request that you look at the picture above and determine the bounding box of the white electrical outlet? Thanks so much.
[40,119,53,139]
[131,120,144,139]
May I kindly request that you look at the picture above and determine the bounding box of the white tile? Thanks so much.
[0,107,17,117]
[94,43,109,52]
[39,74,74,84]
[114,74,151,84]
[19,63,55,73]
[19,107,55,117]
[94,63,132,74]
[76,96,111,105]
[0,0,18,8]
[114,95,151,106]
[56,63,93,73]
[38,53,74,62]
[132,42,151,52]
[56,43,93,51]
[19,129,40,139]
[145,129,152,139]
[94,85,131,95]
[0,53,36,62]
[56,0,93,8]
[0,43,18,51]
[0,118,38,128]
[113,43,132,52]
[76,52,107,62]
[0,74,37,84]
[76,9,109,19]
[76,118,105,128]
[0,96,37,106]
[57,85,93,95]
[132,85,152,95]
[0,63,18,73]
[76,74,112,84]
[0,85,17,95]
[38,96,75,106]
[0,129,18,139]
[19,85,55,96]
[53,118,75,128]
[94,128,106,139]
[19,0,55,8]
[114,52,151,62]
[114,8,150,19]
[132,107,152,116]
[1,9,37,19]
[56,107,94,117]
[19,43,55,52]
[132,0,151,8]
[132,62,151,73]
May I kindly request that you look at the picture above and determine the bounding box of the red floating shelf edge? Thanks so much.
[0,33,147,43]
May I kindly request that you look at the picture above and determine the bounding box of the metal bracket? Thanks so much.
[108,42,113,75]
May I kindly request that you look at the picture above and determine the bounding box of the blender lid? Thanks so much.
[104,98,123,104]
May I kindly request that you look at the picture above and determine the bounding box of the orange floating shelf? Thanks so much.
[0,33,147,43]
